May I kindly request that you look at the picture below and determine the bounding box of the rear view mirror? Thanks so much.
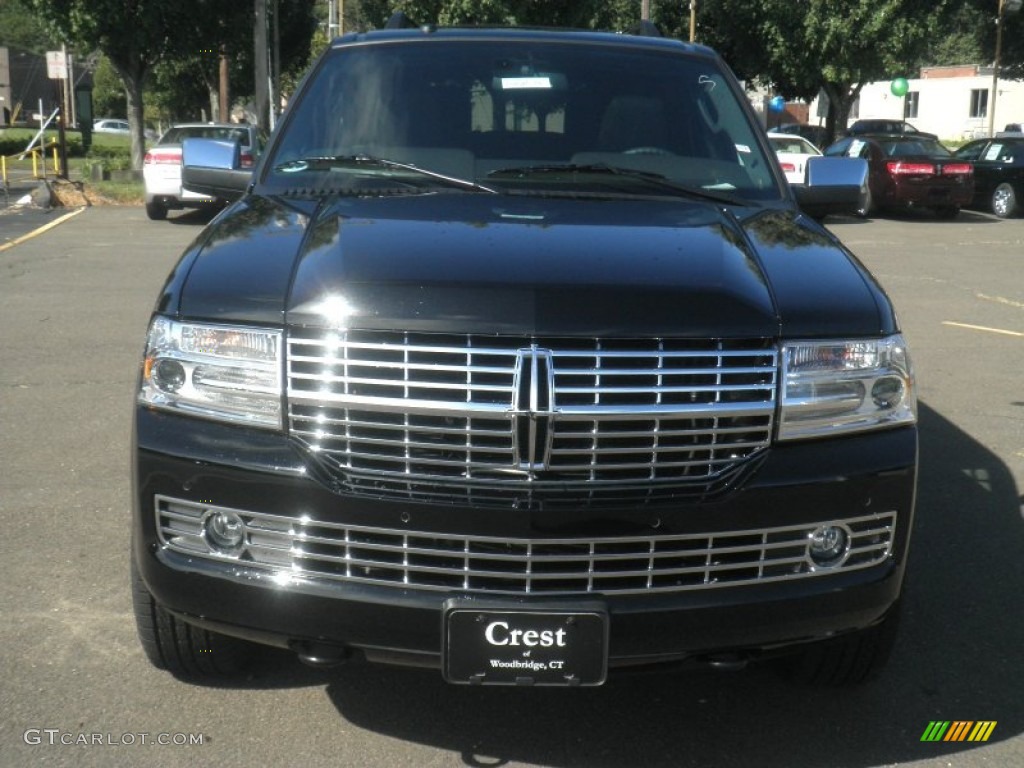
[181,138,252,202]
[791,157,869,219]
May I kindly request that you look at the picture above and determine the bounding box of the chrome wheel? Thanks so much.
[991,183,1018,219]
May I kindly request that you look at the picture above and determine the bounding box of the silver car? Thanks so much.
[142,123,263,220]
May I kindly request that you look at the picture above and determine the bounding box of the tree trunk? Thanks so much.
[124,74,147,170]
[822,82,864,145]
[110,55,149,170]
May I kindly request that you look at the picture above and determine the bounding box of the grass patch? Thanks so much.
[88,179,144,205]
[3,127,144,205]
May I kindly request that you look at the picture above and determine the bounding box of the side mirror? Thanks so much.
[181,138,252,202]
[791,157,868,219]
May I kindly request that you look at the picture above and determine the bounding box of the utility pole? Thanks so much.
[219,46,229,122]
[988,0,1022,137]
[254,0,269,132]
[641,1,651,21]
[689,1,697,42]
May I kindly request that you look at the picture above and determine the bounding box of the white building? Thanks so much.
[841,65,1024,142]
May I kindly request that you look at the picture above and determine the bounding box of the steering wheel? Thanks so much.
[623,146,672,156]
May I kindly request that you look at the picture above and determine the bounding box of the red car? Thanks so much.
[824,134,973,218]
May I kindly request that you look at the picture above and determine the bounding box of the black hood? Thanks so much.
[174,193,892,338]
[286,194,776,337]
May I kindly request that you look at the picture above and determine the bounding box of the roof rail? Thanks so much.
[385,11,419,29]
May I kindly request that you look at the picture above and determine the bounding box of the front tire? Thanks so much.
[777,603,901,686]
[856,187,874,218]
[991,183,1018,218]
[131,556,252,677]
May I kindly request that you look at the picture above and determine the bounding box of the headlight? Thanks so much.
[778,335,915,440]
[139,317,283,428]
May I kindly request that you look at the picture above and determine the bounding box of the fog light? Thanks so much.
[203,509,246,555]
[871,376,904,409]
[152,359,186,393]
[808,525,849,567]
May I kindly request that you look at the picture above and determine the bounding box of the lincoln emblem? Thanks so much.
[511,347,556,472]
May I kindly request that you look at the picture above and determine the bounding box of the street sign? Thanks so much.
[46,51,67,80]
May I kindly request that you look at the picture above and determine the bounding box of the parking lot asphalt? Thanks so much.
[0,205,1021,768]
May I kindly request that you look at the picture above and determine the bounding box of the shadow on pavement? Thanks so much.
[214,401,1023,767]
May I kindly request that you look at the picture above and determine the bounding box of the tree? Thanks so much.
[90,55,126,119]
[968,0,1024,80]
[0,0,55,52]
[29,1,319,167]
[699,1,946,144]
[358,0,635,29]
[30,0,197,168]
[148,1,317,126]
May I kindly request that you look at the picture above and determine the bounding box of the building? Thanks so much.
[0,47,59,127]
[823,66,1024,142]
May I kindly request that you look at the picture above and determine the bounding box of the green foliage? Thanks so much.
[90,56,127,119]
[360,0,635,29]
[0,0,56,52]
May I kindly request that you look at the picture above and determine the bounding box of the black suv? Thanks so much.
[132,21,916,687]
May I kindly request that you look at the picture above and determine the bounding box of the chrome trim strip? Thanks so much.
[156,496,896,597]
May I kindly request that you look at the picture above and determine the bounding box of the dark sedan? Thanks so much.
[824,134,974,218]
[846,119,937,140]
[953,137,1023,218]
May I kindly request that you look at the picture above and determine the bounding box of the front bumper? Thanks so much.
[133,407,917,669]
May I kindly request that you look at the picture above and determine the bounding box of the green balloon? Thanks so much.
[890,78,909,97]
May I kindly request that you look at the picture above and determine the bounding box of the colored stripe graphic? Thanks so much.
[967,722,997,742]
[921,722,949,741]
[920,721,996,742]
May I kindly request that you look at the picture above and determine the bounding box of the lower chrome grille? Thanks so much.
[156,496,896,595]
[287,331,777,504]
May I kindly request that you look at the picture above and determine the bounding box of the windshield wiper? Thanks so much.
[487,163,744,205]
[274,155,497,194]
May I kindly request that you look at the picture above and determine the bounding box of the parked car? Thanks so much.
[953,136,1023,217]
[132,19,914,688]
[142,122,264,220]
[824,134,973,218]
[846,119,937,140]
[92,118,130,134]
[775,122,829,149]
[767,131,823,184]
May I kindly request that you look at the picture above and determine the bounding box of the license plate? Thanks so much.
[442,599,608,686]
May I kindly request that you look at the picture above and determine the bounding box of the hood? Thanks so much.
[175,193,891,339]
[286,194,776,337]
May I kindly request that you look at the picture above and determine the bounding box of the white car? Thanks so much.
[143,123,263,220]
[93,118,130,134]
[767,132,822,185]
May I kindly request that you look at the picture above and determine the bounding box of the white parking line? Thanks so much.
[942,321,1024,338]
[976,293,1024,311]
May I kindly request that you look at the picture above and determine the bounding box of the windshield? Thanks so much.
[878,138,952,158]
[160,125,255,148]
[265,37,781,201]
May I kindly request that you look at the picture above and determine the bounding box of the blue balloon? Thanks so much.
[769,95,786,113]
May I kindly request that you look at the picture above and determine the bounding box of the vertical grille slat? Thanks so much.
[287,331,777,506]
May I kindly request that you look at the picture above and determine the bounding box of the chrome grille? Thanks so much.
[157,496,896,595]
[287,331,777,503]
